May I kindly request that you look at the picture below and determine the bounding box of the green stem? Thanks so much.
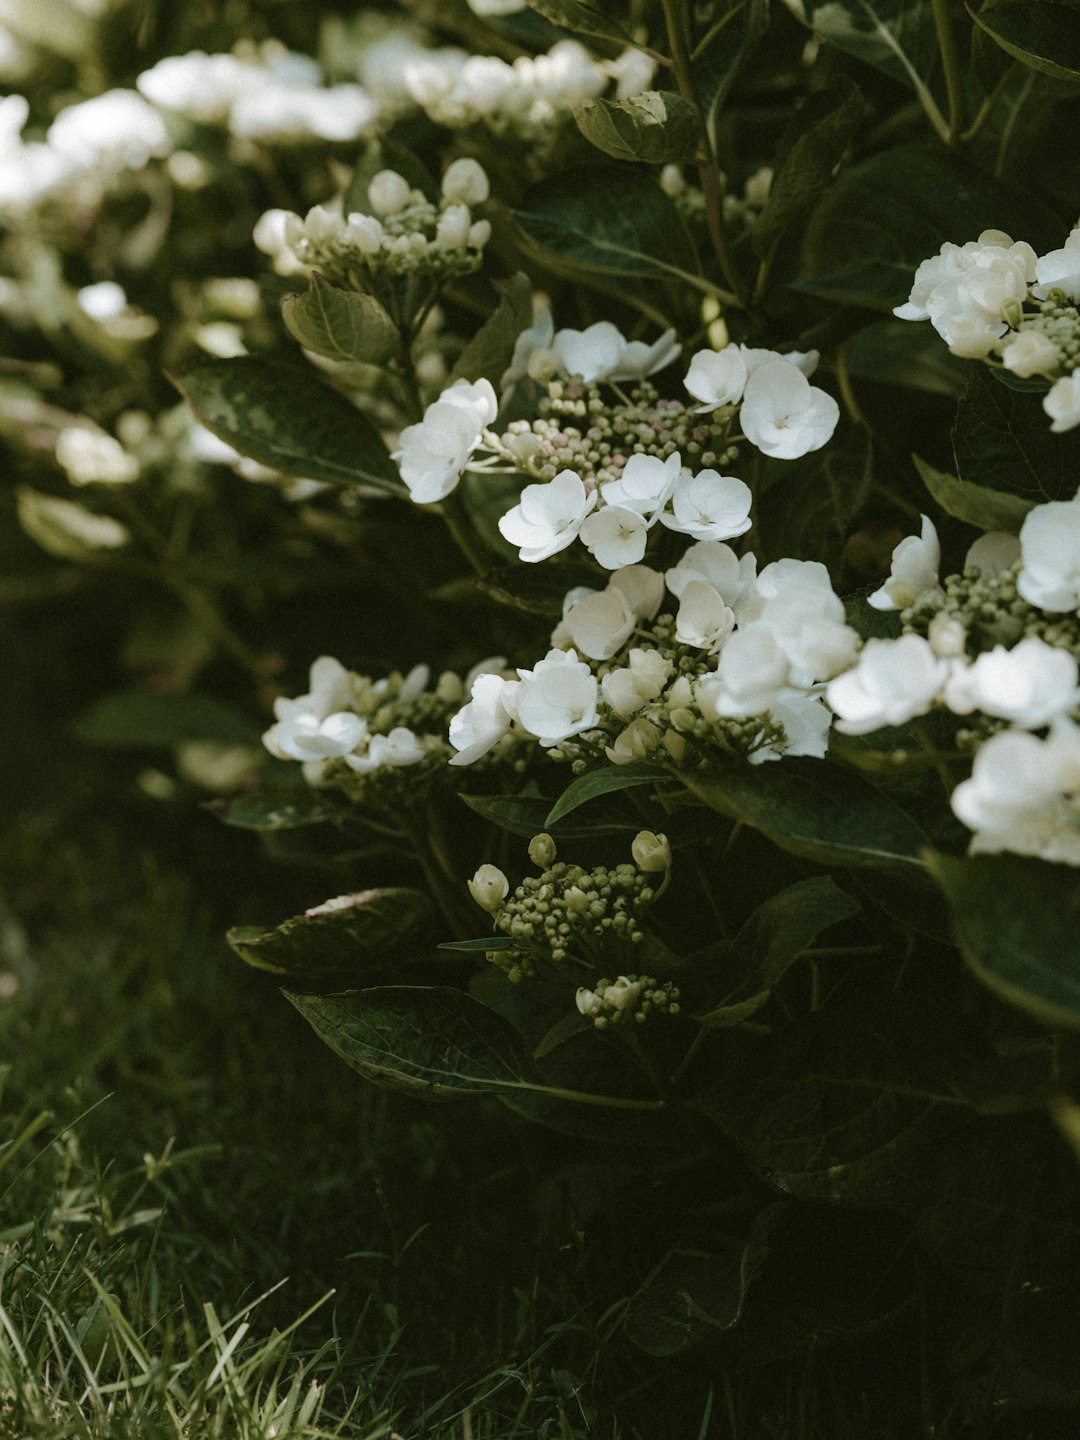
[439,489,490,577]
[522,1083,665,1111]
[623,1028,670,1103]
[960,61,1019,143]
[931,0,964,144]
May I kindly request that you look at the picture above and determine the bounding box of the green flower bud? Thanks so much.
[468,863,509,913]
[632,830,671,873]
[528,833,557,868]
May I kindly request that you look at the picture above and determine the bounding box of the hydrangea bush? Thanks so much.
[8,0,1080,1426]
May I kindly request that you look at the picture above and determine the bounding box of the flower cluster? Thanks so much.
[263,653,513,805]
[403,40,652,144]
[255,159,491,286]
[451,548,856,770]
[896,226,1080,432]
[467,831,678,1025]
[395,322,839,561]
[824,499,1080,863]
[137,39,376,145]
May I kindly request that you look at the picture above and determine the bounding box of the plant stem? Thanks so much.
[439,489,490,577]
[931,0,964,144]
[960,61,1019,143]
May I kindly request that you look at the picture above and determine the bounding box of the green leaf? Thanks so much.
[545,762,667,826]
[476,558,602,617]
[736,876,861,987]
[512,168,702,286]
[780,0,940,96]
[450,272,533,385]
[913,454,1035,531]
[72,691,260,748]
[694,0,771,151]
[286,986,538,1098]
[927,853,1080,1030]
[799,145,1066,310]
[211,787,345,831]
[843,319,970,396]
[229,888,435,985]
[970,0,1080,82]
[952,366,1080,502]
[752,79,864,259]
[684,759,929,869]
[756,426,872,569]
[519,0,637,46]
[175,358,402,494]
[573,91,702,165]
[460,792,640,839]
[282,273,399,366]
[437,936,518,952]
[623,1207,784,1356]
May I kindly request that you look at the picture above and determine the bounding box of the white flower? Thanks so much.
[674,580,736,652]
[894,231,1037,357]
[1017,497,1080,611]
[468,863,509,911]
[632,831,670,872]
[273,656,354,726]
[264,710,366,761]
[579,505,649,569]
[441,156,489,205]
[943,637,1079,728]
[516,649,599,746]
[951,719,1080,865]
[47,89,171,171]
[659,469,753,542]
[368,169,413,215]
[826,635,948,734]
[1044,373,1080,434]
[500,307,553,396]
[739,345,819,379]
[928,613,967,657]
[745,565,858,684]
[701,627,790,716]
[230,84,375,144]
[609,327,681,382]
[739,361,839,459]
[964,531,1021,577]
[346,726,428,772]
[603,975,644,1011]
[563,586,635,660]
[449,672,520,765]
[576,986,603,1017]
[1000,328,1062,377]
[665,540,757,609]
[756,690,832,763]
[551,320,625,382]
[345,211,385,256]
[869,514,941,611]
[393,378,496,504]
[498,468,597,562]
[55,427,139,486]
[137,50,254,123]
[600,451,680,520]
[610,563,665,620]
[601,648,672,717]
[606,717,662,764]
[1032,228,1080,301]
[684,346,748,410]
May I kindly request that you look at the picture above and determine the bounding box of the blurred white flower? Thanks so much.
[1032,228,1080,301]
[56,426,139,486]
[47,89,171,170]
[944,637,1079,728]
[964,531,1020,577]
[951,719,1080,865]
[1044,373,1080,434]
[441,156,489,205]
[1000,328,1062,378]
[826,635,948,734]
[1017,497,1080,610]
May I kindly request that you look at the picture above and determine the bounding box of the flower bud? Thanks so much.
[368,169,412,216]
[304,203,341,245]
[576,987,602,1017]
[442,157,490,206]
[659,164,685,198]
[528,832,557,867]
[467,219,491,250]
[435,203,470,251]
[565,885,589,914]
[632,831,670,873]
[345,212,384,255]
[928,612,967,658]
[664,729,688,763]
[468,863,509,912]
[603,975,642,1011]
[526,347,560,383]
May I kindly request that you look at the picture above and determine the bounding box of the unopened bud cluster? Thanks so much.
[575,973,680,1029]
[256,160,491,287]
[468,833,666,979]
[903,561,1080,662]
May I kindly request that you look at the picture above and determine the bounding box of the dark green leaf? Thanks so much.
[952,366,1080,502]
[736,876,861,988]
[450,272,533,385]
[175,358,402,493]
[927,853,1080,1030]
[282,273,399,366]
[970,0,1080,82]
[573,91,702,165]
[843,319,970,396]
[286,986,538,1098]
[756,426,872,569]
[753,79,864,259]
[477,558,601,617]
[913,454,1034,530]
[72,691,259,748]
[694,0,771,149]
[460,791,640,839]
[545,762,666,825]
[799,145,1066,310]
[519,0,637,45]
[437,935,518,952]
[684,758,929,869]
[229,888,434,984]
[513,168,701,285]
[623,1207,783,1356]
[212,787,345,831]
[781,0,940,95]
